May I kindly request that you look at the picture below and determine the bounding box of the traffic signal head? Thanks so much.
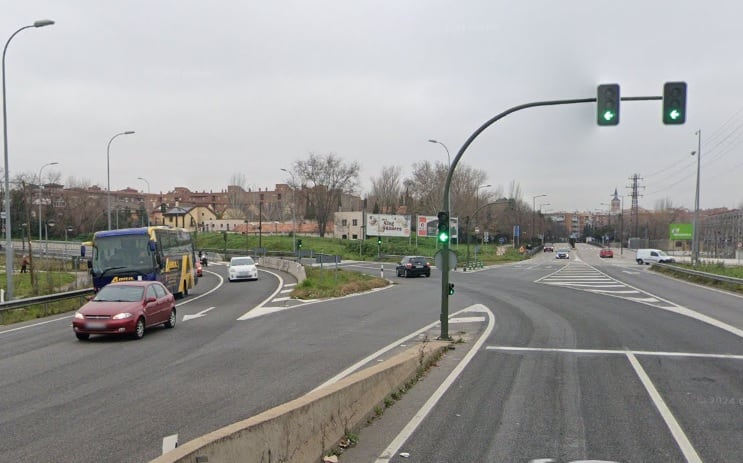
[297,239,302,249]
[448,283,455,295]
[663,81,687,125]
[377,237,382,245]
[597,84,620,126]
[437,211,450,243]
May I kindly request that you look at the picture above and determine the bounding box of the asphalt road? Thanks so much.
[1,246,741,462]
[342,244,743,463]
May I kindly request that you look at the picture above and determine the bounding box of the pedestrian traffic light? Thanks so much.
[663,81,687,125]
[437,211,450,243]
[448,283,455,295]
[597,84,620,126]
[160,203,167,213]
[377,237,382,246]
[297,239,302,249]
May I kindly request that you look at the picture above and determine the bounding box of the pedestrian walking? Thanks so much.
[21,255,29,273]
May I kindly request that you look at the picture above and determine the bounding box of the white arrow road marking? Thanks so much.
[182,306,216,322]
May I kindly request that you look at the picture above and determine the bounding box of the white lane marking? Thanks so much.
[182,307,216,322]
[486,346,743,360]
[273,296,291,302]
[236,269,285,320]
[279,289,292,294]
[449,316,486,323]
[284,283,297,287]
[625,351,703,463]
[374,305,495,462]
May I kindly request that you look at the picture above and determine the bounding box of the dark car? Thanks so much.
[72,281,176,340]
[396,256,431,278]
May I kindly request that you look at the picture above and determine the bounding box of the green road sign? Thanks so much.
[669,223,693,240]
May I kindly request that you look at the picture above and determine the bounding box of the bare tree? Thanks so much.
[293,153,359,237]
[370,165,403,214]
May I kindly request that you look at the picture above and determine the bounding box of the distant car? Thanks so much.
[556,249,570,259]
[543,244,554,252]
[229,256,259,281]
[599,248,614,258]
[396,256,431,278]
[72,281,176,341]
[195,260,203,277]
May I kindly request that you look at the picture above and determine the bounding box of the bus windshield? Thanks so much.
[92,234,155,276]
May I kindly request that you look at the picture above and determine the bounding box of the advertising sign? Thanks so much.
[417,215,459,240]
[669,223,693,240]
[366,214,411,237]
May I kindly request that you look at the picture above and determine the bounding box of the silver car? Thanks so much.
[228,256,259,281]
[555,249,570,259]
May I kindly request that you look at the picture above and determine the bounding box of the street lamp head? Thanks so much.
[280,168,288,173]
[49,161,59,166]
[428,139,438,144]
[124,131,135,135]
[33,19,55,27]
[691,150,696,156]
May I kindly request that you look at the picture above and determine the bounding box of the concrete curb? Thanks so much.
[150,341,450,463]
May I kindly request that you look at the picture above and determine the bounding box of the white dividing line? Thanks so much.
[236,269,285,320]
[486,346,743,360]
[625,351,703,463]
[374,304,495,462]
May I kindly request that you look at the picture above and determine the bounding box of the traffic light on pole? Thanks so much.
[663,81,687,125]
[448,283,455,295]
[297,239,302,249]
[377,237,382,246]
[597,84,620,126]
[437,211,450,243]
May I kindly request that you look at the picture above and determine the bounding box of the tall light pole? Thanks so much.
[538,202,549,245]
[137,176,150,226]
[38,161,59,245]
[3,19,54,300]
[428,139,451,212]
[280,168,296,254]
[531,194,547,244]
[692,130,702,265]
[107,131,135,229]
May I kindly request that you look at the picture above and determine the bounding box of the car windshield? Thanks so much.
[231,257,255,266]
[558,249,569,253]
[93,285,144,302]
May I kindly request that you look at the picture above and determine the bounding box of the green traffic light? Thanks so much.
[668,109,681,120]
[602,110,616,122]
[438,231,449,243]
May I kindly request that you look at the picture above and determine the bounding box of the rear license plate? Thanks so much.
[85,322,107,330]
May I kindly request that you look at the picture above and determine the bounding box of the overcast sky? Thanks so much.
[3,1,742,213]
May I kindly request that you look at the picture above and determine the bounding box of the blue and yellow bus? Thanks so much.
[86,226,197,296]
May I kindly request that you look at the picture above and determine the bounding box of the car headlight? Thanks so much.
[74,312,84,319]
[112,312,133,320]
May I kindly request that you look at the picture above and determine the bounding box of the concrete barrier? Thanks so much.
[258,257,307,283]
[150,341,449,463]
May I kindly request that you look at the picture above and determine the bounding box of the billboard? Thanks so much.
[417,215,459,240]
[366,214,411,237]
[669,223,693,240]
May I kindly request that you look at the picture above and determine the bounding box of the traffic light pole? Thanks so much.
[438,94,662,340]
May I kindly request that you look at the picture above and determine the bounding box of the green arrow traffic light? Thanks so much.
[663,82,687,125]
[437,211,450,243]
[597,83,620,126]
[602,110,616,122]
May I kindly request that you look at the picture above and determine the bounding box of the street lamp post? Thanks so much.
[531,194,547,244]
[475,184,491,245]
[538,202,549,245]
[428,139,451,212]
[107,131,135,229]
[137,176,150,226]
[280,168,297,255]
[38,161,59,245]
[3,19,55,300]
[692,130,701,265]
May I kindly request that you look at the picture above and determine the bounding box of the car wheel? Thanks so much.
[404,269,409,278]
[425,272,430,277]
[75,333,89,341]
[637,259,644,265]
[133,318,145,339]
[165,308,176,328]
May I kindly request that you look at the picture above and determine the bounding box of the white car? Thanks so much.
[228,256,259,281]
[555,249,570,259]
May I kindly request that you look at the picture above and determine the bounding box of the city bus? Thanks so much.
[86,226,197,297]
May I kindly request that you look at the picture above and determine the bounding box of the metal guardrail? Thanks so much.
[0,288,94,314]
[654,263,743,286]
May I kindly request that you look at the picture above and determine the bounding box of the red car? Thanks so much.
[72,281,176,341]
[599,248,614,258]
